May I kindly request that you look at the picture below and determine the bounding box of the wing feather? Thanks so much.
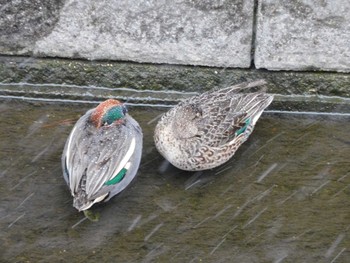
[183,81,272,148]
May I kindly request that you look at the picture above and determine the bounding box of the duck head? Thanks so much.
[90,99,127,128]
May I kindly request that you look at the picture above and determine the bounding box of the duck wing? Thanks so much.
[187,80,273,148]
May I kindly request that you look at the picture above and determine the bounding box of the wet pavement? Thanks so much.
[0,100,349,262]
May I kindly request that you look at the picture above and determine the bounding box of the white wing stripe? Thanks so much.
[112,137,136,181]
[66,125,77,190]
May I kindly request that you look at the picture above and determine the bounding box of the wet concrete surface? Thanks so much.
[0,100,349,262]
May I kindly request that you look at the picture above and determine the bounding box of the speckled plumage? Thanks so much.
[62,99,142,211]
[154,80,273,171]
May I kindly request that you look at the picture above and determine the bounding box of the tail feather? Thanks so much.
[220,79,267,94]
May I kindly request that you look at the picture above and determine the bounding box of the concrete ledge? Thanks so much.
[0,56,349,98]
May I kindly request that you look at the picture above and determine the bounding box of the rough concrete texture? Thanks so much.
[0,0,65,54]
[1,0,350,72]
[255,0,350,72]
[31,0,254,67]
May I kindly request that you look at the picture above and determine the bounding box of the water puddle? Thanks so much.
[0,99,349,262]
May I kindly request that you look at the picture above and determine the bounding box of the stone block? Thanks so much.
[255,0,350,72]
[1,0,254,68]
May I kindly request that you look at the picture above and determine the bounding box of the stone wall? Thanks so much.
[1,0,349,72]
[255,0,350,72]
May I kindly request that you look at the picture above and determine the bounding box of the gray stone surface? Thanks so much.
[31,0,254,67]
[0,0,65,54]
[255,0,350,72]
[2,0,350,72]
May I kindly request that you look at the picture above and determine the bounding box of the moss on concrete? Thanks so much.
[0,56,349,98]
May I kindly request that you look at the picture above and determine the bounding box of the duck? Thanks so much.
[154,80,273,171]
[62,99,143,211]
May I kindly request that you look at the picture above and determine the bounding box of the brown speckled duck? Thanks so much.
[154,80,273,171]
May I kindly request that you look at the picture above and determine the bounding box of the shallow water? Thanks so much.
[0,100,349,262]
